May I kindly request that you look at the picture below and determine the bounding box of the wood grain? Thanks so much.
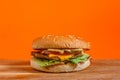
[0,60,120,80]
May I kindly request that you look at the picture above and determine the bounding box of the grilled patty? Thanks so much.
[31,49,83,60]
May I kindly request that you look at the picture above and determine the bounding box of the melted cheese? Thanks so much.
[49,54,72,61]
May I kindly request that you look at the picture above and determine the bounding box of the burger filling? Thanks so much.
[31,49,90,67]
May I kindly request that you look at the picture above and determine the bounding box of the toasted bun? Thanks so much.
[32,35,90,49]
[30,59,90,72]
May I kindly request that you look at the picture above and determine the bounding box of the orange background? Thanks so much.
[0,0,120,60]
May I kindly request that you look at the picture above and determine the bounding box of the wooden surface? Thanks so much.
[0,60,120,80]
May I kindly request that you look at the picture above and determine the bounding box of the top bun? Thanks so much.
[32,35,90,49]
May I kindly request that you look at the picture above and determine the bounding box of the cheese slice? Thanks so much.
[49,54,72,61]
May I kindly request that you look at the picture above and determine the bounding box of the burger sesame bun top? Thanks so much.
[32,35,90,49]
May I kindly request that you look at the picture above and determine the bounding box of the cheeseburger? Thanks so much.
[31,35,91,72]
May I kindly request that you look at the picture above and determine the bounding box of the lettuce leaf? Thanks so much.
[33,57,61,67]
[68,53,89,64]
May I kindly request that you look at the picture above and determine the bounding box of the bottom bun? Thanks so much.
[30,59,90,73]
